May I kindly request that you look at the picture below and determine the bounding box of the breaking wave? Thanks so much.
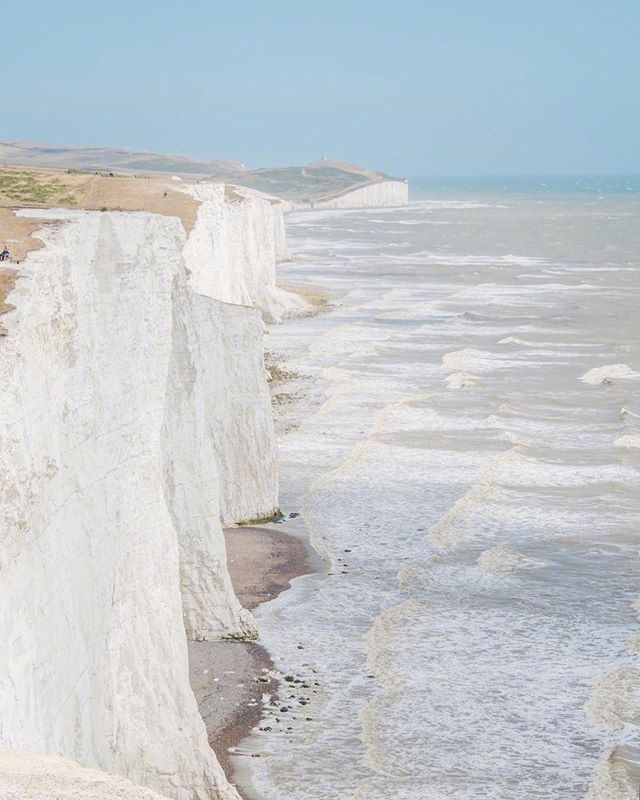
[580,364,640,384]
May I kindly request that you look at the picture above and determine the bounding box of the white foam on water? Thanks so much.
[373,397,492,434]
[586,667,640,729]
[488,454,640,489]
[442,347,491,369]
[616,434,640,449]
[476,545,547,573]
[446,371,479,389]
[441,348,524,372]
[499,335,537,345]
[413,200,508,210]
[580,364,640,384]
[238,196,640,800]
[584,750,637,800]
[388,252,549,267]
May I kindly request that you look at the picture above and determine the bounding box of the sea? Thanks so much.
[234,177,640,800]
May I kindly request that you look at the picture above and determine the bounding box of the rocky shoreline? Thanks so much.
[189,526,313,796]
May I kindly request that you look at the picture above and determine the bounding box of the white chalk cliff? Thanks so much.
[183,183,307,323]
[0,184,294,799]
[297,179,409,210]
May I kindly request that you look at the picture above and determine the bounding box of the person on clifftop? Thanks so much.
[0,246,10,262]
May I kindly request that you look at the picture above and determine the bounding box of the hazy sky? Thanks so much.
[3,0,639,175]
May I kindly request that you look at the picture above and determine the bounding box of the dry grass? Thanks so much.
[0,165,200,232]
[0,165,204,318]
[224,185,246,204]
[0,208,48,314]
[0,267,19,315]
[0,169,77,205]
[0,207,46,259]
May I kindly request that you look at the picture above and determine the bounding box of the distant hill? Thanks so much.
[0,142,404,203]
[0,141,242,178]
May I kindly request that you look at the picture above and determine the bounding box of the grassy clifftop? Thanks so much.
[0,167,201,316]
[0,166,199,226]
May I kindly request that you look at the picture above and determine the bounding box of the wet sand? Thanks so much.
[188,526,311,789]
[224,525,310,611]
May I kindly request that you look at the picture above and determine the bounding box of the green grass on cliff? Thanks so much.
[221,165,381,202]
[0,170,77,205]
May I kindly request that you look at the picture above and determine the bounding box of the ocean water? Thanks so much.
[235,184,640,799]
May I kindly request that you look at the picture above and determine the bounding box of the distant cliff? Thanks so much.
[294,178,409,209]
[213,160,408,209]
[184,183,307,324]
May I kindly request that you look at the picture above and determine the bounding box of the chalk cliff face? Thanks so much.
[0,200,279,799]
[272,199,291,262]
[300,179,408,209]
[184,183,306,323]
[181,184,284,523]
[195,296,279,526]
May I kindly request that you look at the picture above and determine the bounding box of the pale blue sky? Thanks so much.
[2,0,639,176]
